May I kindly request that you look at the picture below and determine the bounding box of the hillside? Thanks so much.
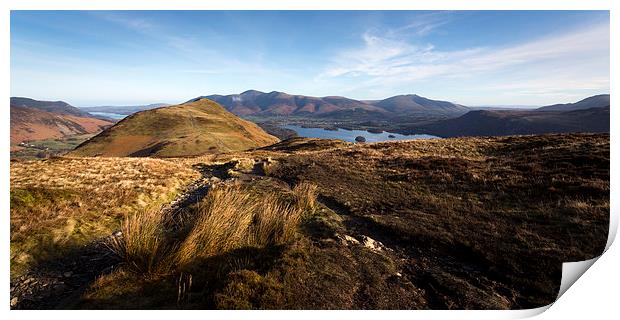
[371,94,469,115]
[69,99,279,157]
[10,133,608,309]
[11,97,94,117]
[10,105,112,147]
[406,96,609,137]
[537,94,610,111]
[192,90,386,116]
[191,90,467,117]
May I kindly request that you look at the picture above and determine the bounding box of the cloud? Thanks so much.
[319,21,609,100]
[391,11,454,36]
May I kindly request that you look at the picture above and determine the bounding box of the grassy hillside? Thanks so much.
[10,157,199,278]
[537,94,610,111]
[408,106,609,137]
[69,99,279,157]
[10,133,608,309]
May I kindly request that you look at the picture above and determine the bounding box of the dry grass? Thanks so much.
[111,183,317,276]
[108,210,176,276]
[292,182,319,215]
[10,157,199,276]
[267,133,610,308]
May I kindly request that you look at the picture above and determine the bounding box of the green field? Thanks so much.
[11,134,96,159]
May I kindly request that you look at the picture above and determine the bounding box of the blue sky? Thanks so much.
[10,11,609,107]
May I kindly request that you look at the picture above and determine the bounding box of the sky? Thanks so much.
[10,10,610,107]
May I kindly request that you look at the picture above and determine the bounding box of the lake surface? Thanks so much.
[89,112,128,120]
[283,125,439,143]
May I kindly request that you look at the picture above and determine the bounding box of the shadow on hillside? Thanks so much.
[315,194,562,309]
[11,238,121,309]
[192,162,235,180]
[75,245,287,309]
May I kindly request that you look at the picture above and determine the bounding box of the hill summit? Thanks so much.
[69,99,278,157]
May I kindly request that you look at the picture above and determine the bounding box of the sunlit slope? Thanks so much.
[69,99,279,157]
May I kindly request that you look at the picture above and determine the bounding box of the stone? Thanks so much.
[337,234,360,246]
[360,235,384,251]
[355,136,366,143]
[10,297,18,307]
[63,271,73,277]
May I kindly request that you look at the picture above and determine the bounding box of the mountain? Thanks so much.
[69,99,279,157]
[11,97,93,117]
[190,90,386,116]
[10,98,113,146]
[190,91,467,117]
[80,103,170,115]
[370,94,470,115]
[537,94,610,111]
[412,106,609,138]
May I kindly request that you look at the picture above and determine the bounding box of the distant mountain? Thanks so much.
[190,90,385,116]
[10,98,113,146]
[371,94,469,115]
[11,97,93,117]
[190,91,467,117]
[411,106,609,138]
[70,99,278,158]
[537,94,610,111]
[80,103,170,115]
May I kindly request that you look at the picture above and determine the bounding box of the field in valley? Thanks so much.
[9,133,609,309]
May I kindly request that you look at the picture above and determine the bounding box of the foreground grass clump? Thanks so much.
[110,182,318,278]
[10,157,199,277]
[109,210,175,276]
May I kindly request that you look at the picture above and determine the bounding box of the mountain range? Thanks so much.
[190,90,469,117]
[410,95,610,137]
[10,93,610,155]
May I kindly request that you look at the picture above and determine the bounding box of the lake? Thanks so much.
[89,112,128,120]
[283,125,439,143]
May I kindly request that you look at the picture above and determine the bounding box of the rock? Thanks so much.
[112,231,122,237]
[360,235,384,251]
[209,176,221,183]
[355,136,366,143]
[388,135,396,138]
[337,234,360,246]
[10,297,18,307]
[63,271,73,278]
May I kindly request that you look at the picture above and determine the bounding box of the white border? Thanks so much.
[2,1,617,319]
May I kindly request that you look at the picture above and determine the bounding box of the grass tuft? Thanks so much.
[108,210,175,276]
[112,183,318,275]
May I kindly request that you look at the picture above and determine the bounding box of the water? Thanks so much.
[89,112,128,120]
[283,125,439,143]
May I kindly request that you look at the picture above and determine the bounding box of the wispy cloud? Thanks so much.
[390,11,455,36]
[319,21,609,100]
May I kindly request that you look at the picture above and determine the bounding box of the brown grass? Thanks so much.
[292,182,319,215]
[111,183,318,276]
[266,133,609,308]
[10,157,199,276]
[108,209,176,276]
